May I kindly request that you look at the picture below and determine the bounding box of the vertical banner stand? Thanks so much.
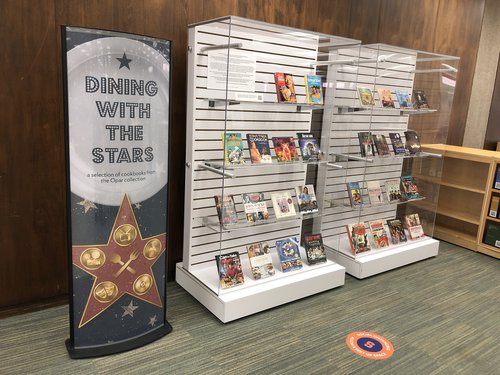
[62,26,172,358]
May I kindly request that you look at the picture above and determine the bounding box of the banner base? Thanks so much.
[65,321,172,359]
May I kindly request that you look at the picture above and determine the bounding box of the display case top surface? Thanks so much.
[188,15,361,48]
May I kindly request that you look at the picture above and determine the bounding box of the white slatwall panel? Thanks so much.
[184,20,320,271]
[319,46,418,250]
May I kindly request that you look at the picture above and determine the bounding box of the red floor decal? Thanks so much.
[346,331,394,360]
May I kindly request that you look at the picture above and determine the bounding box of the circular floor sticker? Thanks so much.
[346,331,394,360]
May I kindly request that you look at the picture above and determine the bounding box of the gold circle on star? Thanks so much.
[94,281,118,303]
[133,274,153,295]
[114,224,137,246]
[144,238,162,260]
[80,247,106,270]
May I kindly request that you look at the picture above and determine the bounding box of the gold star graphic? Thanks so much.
[134,202,142,210]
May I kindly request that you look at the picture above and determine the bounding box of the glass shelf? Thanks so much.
[331,152,442,163]
[327,196,427,211]
[203,211,323,233]
[206,98,324,111]
[334,106,437,115]
[205,98,437,115]
[199,158,342,175]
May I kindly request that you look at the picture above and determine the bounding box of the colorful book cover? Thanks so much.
[413,89,429,109]
[275,237,303,272]
[272,137,299,162]
[214,195,238,225]
[404,130,421,154]
[358,131,377,157]
[395,89,413,109]
[304,75,324,104]
[304,234,327,264]
[404,213,425,240]
[246,133,272,164]
[357,86,375,107]
[367,180,383,205]
[372,134,391,156]
[377,88,395,108]
[368,220,390,249]
[385,179,402,202]
[246,242,275,280]
[295,185,319,213]
[215,252,245,289]
[297,132,321,161]
[275,72,297,103]
[400,175,420,200]
[346,223,371,255]
[223,132,245,165]
[346,182,363,207]
[389,132,407,155]
[271,191,296,219]
[386,218,408,244]
[242,192,269,223]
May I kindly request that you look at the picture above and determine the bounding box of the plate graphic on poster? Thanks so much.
[67,37,169,206]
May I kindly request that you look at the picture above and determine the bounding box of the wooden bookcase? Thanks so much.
[478,159,500,259]
[419,144,500,257]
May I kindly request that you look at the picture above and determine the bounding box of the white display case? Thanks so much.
[177,16,360,322]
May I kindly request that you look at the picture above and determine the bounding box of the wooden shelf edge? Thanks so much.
[422,144,500,163]
[417,175,486,194]
[485,216,500,224]
[439,181,485,194]
[433,226,478,251]
[477,244,500,259]
[436,208,481,225]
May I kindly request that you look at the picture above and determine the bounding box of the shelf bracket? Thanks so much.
[198,162,235,178]
[310,56,387,67]
[200,43,243,52]
[326,162,344,169]
[419,152,443,158]
[330,153,374,163]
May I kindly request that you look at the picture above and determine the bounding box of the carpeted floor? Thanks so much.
[1,242,499,374]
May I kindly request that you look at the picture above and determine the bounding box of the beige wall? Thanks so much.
[463,0,500,148]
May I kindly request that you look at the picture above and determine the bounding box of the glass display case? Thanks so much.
[176,16,360,322]
[176,17,459,321]
[316,43,459,278]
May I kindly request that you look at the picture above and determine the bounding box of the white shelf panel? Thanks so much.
[176,260,345,322]
[324,236,439,279]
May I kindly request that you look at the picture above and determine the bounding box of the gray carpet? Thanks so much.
[1,242,499,374]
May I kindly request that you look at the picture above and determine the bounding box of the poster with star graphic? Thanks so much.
[62,26,171,358]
